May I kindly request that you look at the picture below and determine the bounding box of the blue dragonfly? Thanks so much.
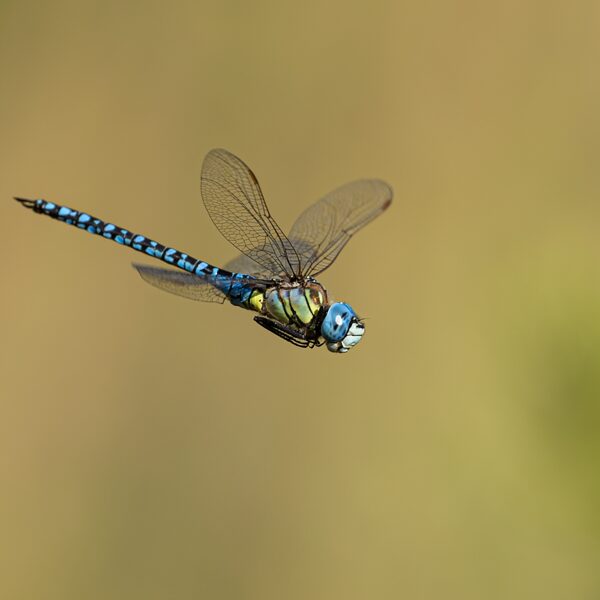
[16,149,392,352]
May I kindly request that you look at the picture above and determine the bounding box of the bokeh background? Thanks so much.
[2,1,600,598]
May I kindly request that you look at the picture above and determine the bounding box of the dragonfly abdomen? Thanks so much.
[14,198,252,298]
[19,198,204,266]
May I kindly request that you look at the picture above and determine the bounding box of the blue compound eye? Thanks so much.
[321,302,356,343]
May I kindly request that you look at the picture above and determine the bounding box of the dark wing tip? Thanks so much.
[372,179,393,209]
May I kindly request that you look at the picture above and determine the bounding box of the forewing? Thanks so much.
[201,148,301,279]
[133,263,228,303]
[288,179,392,276]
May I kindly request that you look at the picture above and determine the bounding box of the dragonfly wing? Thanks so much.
[132,263,228,303]
[201,149,301,279]
[288,179,392,277]
[224,253,273,279]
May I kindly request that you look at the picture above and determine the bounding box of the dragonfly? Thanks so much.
[15,149,392,353]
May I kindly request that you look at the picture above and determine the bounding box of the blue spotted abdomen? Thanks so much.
[21,198,259,306]
[33,200,200,267]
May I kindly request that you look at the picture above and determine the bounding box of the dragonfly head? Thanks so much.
[321,302,365,353]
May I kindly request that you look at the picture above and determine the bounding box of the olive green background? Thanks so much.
[2,1,600,598]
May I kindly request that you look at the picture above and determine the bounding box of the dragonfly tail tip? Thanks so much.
[14,197,37,210]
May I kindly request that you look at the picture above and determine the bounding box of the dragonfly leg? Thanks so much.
[253,316,316,348]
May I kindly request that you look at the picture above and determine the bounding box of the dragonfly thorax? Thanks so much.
[258,282,365,353]
[262,280,328,329]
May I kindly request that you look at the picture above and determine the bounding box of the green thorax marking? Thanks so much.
[243,280,328,328]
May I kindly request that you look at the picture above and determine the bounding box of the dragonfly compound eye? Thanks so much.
[322,302,365,352]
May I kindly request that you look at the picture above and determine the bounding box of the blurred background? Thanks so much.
[2,1,600,598]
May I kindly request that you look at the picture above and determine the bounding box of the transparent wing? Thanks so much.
[133,263,228,303]
[201,148,301,279]
[224,253,273,279]
[288,179,392,277]
[133,263,269,305]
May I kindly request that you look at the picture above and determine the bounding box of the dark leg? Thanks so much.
[253,316,316,348]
